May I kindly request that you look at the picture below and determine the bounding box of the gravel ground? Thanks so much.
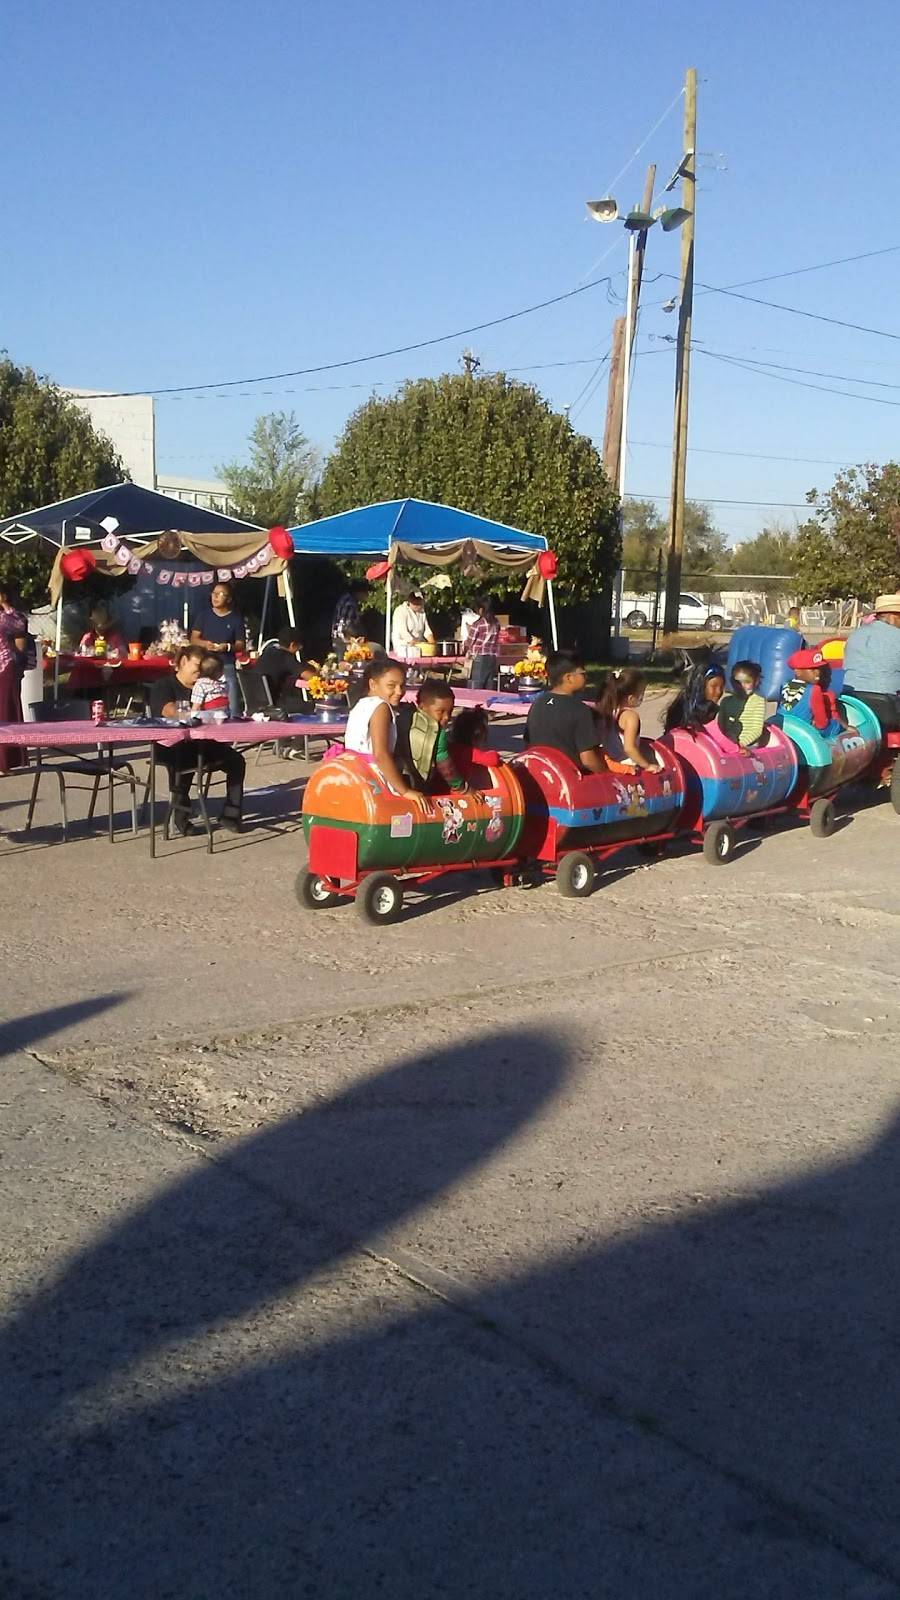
[2,704,900,1597]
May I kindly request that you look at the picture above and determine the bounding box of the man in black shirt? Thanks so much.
[148,646,246,834]
[257,627,308,705]
[525,652,606,772]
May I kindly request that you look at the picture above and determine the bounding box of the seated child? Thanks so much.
[191,653,231,717]
[781,647,847,738]
[664,662,726,733]
[594,669,661,773]
[447,706,501,786]
[396,680,465,792]
[717,660,768,748]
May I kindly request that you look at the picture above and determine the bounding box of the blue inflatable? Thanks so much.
[726,625,803,701]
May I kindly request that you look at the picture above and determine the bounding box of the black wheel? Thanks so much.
[556,851,595,898]
[810,798,836,838]
[890,760,900,815]
[706,614,724,633]
[702,820,735,864]
[296,868,342,910]
[625,610,648,630]
[357,872,404,924]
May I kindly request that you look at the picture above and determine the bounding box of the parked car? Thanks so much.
[623,591,734,633]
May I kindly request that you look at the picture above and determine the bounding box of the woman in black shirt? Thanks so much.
[191,582,246,716]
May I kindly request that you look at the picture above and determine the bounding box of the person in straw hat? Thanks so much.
[843,592,900,730]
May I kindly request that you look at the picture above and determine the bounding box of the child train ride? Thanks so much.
[298,627,894,923]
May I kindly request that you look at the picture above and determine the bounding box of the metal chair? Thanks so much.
[25,706,140,843]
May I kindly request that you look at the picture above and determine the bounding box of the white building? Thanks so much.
[64,389,234,512]
[64,389,156,488]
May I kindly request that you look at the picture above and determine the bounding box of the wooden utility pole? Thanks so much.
[602,316,625,484]
[602,163,656,485]
[663,67,697,635]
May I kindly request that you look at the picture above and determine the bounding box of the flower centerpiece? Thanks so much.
[342,636,373,664]
[307,653,349,713]
[513,645,547,691]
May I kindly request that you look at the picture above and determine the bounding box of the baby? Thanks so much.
[191,652,230,717]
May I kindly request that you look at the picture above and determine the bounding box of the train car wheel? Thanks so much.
[357,872,404,925]
[556,851,595,898]
[296,869,343,910]
[702,821,734,865]
[810,798,836,838]
[890,760,900,814]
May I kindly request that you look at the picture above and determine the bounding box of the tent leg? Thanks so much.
[546,579,559,650]
[258,575,272,648]
[53,594,64,702]
[182,595,189,632]
[384,567,393,651]
[283,563,297,630]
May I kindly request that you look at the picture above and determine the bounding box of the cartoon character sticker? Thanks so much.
[438,797,465,845]
[484,794,503,843]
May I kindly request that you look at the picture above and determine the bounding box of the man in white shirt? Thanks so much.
[391,590,434,655]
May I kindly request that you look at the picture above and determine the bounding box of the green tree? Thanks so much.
[791,463,900,602]
[621,498,728,588]
[317,373,619,601]
[727,523,800,593]
[219,411,319,528]
[0,358,125,605]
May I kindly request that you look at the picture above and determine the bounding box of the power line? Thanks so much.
[95,275,616,398]
[674,275,900,343]
[702,349,900,391]
[699,348,900,408]
[628,492,810,508]
[709,243,900,293]
[630,439,860,468]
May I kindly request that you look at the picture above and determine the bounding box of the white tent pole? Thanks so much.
[258,574,272,648]
[283,561,297,629]
[384,561,393,651]
[546,578,559,650]
[53,519,66,702]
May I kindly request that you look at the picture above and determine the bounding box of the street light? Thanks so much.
[586,192,692,636]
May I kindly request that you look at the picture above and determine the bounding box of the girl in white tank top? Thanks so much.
[342,660,421,801]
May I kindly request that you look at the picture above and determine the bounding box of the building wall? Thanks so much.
[154,474,237,515]
[64,389,156,488]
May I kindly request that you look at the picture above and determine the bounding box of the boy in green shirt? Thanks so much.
[397,680,467,792]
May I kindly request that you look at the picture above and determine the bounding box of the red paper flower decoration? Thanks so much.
[60,548,98,583]
[538,550,558,580]
[366,560,391,581]
[268,526,294,561]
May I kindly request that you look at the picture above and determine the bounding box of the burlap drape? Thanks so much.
[49,530,285,605]
[387,538,546,604]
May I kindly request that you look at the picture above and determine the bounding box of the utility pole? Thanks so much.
[603,163,655,633]
[663,66,697,635]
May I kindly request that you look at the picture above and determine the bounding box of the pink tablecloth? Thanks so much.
[188,719,325,744]
[0,721,184,748]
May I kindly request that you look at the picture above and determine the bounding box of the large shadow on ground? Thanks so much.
[2,1025,898,1596]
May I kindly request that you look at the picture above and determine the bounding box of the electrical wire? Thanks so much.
[628,492,811,508]
[94,275,616,398]
[630,439,860,468]
[699,348,900,408]
[673,275,900,343]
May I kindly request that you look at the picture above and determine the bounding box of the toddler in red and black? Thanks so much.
[447,707,501,785]
[782,647,846,738]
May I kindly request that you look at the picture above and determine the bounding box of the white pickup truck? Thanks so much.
[623,590,734,633]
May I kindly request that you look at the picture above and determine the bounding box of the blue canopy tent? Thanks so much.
[288,498,557,647]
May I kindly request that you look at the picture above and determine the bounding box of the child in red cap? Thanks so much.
[781,647,847,737]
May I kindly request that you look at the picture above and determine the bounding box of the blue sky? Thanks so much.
[6,0,900,541]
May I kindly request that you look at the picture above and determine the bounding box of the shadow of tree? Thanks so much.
[1,1024,896,1597]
